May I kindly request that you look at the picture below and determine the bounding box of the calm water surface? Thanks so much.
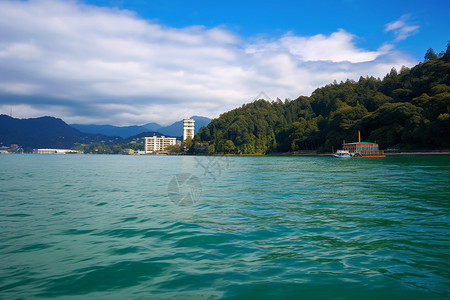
[0,154,449,299]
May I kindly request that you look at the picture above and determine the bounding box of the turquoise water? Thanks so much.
[0,154,449,299]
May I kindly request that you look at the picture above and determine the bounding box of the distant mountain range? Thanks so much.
[70,116,211,138]
[0,114,211,150]
[0,115,120,150]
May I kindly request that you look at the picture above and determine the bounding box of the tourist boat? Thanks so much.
[336,131,386,158]
[333,149,351,158]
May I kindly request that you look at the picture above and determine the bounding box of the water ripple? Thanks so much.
[0,155,449,299]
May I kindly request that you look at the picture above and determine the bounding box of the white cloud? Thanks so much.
[0,0,417,125]
[385,15,419,41]
[279,30,381,63]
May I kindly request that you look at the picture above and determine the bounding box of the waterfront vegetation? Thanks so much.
[72,142,144,154]
[192,47,450,154]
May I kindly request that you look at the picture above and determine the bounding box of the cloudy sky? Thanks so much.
[0,0,448,125]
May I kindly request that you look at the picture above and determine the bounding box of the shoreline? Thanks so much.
[268,151,450,156]
[384,151,450,156]
[2,151,450,156]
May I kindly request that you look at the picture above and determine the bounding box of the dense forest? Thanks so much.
[192,46,450,154]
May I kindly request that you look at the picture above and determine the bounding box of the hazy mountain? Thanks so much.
[70,116,211,138]
[125,131,172,141]
[141,122,162,132]
[0,115,121,150]
[70,124,148,138]
[156,116,212,137]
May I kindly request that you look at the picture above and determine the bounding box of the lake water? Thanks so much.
[0,154,449,299]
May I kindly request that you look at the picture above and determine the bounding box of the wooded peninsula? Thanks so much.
[189,46,450,154]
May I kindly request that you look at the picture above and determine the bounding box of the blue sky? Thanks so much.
[86,0,448,60]
[0,0,448,125]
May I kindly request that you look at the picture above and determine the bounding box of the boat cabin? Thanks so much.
[341,131,385,157]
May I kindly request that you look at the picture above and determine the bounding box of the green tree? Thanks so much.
[182,137,193,149]
[424,48,438,61]
[166,144,182,153]
[207,144,215,154]
[223,140,236,153]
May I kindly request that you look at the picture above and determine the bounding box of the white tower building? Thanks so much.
[183,118,195,141]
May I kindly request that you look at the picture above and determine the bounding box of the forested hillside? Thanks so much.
[194,46,450,154]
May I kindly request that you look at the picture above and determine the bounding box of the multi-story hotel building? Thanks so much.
[183,118,195,141]
[144,136,177,153]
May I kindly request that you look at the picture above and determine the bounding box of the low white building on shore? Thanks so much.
[34,149,82,154]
